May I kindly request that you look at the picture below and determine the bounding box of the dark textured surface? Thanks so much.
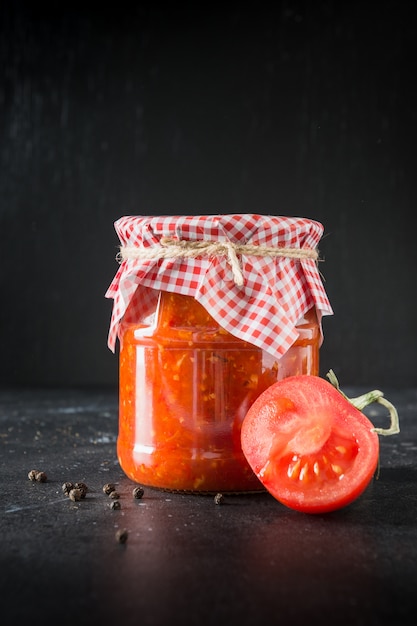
[1,387,417,626]
[1,1,417,388]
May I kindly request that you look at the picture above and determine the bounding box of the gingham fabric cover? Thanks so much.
[105,214,333,357]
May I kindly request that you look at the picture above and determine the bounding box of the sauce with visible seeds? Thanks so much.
[117,291,320,492]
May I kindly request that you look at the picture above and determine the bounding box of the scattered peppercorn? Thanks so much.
[28,470,38,481]
[109,490,120,499]
[62,482,74,495]
[115,529,128,544]
[103,483,116,495]
[74,482,88,498]
[35,471,47,482]
[68,488,83,502]
[109,500,121,510]
[28,469,47,482]
[132,486,144,499]
[214,493,224,505]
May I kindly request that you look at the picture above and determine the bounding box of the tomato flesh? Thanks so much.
[241,375,379,514]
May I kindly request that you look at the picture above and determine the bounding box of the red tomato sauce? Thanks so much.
[118,292,320,492]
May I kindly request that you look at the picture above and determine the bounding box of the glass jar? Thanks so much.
[106,213,332,494]
[117,290,320,493]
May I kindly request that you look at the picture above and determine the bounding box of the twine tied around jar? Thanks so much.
[117,237,319,287]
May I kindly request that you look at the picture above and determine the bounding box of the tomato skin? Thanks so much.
[240,375,379,514]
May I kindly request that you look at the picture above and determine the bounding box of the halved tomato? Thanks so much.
[241,375,380,514]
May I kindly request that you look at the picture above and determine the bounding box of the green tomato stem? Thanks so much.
[326,369,400,436]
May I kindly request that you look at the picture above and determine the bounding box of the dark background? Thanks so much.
[1,0,416,390]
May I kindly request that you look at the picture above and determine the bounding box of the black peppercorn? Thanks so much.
[109,490,120,499]
[68,488,83,502]
[109,500,121,510]
[74,482,88,498]
[103,483,116,495]
[28,470,38,481]
[28,469,47,482]
[62,482,74,495]
[214,493,224,505]
[35,471,47,482]
[115,529,128,544]
[132,486,144,499]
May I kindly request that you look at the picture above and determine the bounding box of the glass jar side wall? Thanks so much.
[117,292,320,493]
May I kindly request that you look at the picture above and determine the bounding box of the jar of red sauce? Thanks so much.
[106,214,332,493]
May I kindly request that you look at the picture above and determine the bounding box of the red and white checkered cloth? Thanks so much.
[105,214,333,356]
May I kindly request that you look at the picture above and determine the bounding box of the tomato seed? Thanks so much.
[287,458,301,479]
[299,463,308,481]
[331,463,343,475]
